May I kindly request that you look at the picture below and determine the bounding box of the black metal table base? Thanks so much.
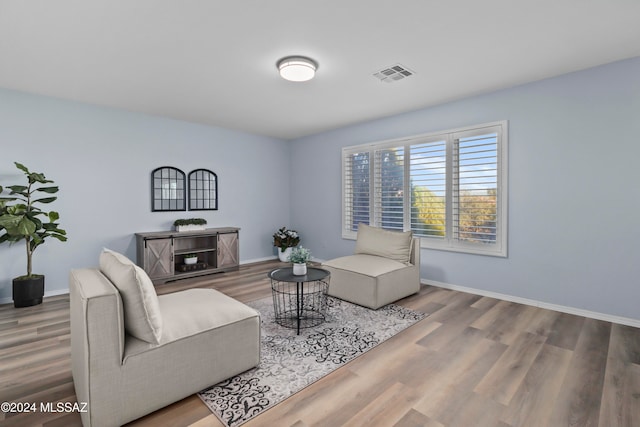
[269,268,330,335]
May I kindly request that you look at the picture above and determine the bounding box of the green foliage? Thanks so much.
[184,253,198,259]
[0,162,67,277]
[288,246,311,264]
[457,190,497,242]
[273,227,300,251]
[411,185,445,236]
[349,148,496,242]
[173,218,207,226]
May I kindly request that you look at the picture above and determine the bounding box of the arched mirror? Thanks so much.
[151,166,186,211]
[188,169,218,211]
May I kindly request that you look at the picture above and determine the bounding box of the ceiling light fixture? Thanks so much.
[277,56,317,82]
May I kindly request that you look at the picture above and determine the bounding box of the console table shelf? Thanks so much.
[174,248,217,255]
[136,227,239,284]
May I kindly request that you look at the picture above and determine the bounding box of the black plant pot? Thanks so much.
[13,275,45,308]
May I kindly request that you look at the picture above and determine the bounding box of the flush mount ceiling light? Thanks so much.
[277,56,317,82]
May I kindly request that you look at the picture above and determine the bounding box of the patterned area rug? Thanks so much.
[198,296,426,427]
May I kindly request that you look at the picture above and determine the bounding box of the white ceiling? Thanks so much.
[1,1,639,140]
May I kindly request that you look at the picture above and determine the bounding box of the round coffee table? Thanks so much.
[268,267,331,335]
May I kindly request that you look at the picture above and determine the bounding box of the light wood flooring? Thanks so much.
[1,260,639,427]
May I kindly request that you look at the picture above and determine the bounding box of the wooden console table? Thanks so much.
[136,227,239,284]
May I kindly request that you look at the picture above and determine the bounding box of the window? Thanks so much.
[342,121,507,257]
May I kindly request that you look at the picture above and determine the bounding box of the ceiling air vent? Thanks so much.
[373,64,415,83]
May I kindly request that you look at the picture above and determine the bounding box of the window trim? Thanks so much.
[342,120,508,257]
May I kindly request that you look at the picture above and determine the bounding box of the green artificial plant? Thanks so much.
[174,218,207,226]
[273,227,300,251]
[288,246,311,264]
[0,162,67,279]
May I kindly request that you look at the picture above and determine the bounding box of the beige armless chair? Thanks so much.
[322,224,420,309]
[70,249,260,427]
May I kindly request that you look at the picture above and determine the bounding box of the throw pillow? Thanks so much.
[99,248,163,344]
[354,223,413,264]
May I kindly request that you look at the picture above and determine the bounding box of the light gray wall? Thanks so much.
[2,57,639,320]
[0,89,291,301]
[290,56,640,321]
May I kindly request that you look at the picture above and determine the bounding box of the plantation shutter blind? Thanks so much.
[342,121,506,256]
[453,130,499,244]
[343,150,370,233]
[374,147,404,230]
[409,140,447,238]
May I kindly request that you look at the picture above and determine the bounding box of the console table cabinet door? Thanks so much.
[217,232,239,269]
[144,238,174,279]
[136,227,239,284]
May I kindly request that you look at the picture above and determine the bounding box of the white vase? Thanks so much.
[292,263,307,275]
[176,224,206,232]
[278,247,293,262]
[184,257,197,265]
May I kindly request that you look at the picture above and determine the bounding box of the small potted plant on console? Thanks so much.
[183,253,198,265]
[174,218,207,232]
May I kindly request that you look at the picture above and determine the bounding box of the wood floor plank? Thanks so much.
[412,330,505,420]
[419,340,507,425]
[342,381,422,427]
[439,390,506,427]
[598,323,640,427]
[393,409,443,427]
[474,331,547,405]
[523,308,561,338]
[609,323,640,365]
[472,301,540,345]
[546,312,586,350]
[243,366,376,427]
[1,259,639,427]
[416,307,487,352]
[548,318,611,427]
[599,360,640,427]
[469,295,500,311]
[425,292,483,324]
[124,395,218,427]
[500,344,573,427]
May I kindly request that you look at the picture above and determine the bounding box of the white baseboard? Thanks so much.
[241,256,280,265]
[6,267,636,329]
[422,278,640,328]
[0,257,282,306]
[0,287,69,306]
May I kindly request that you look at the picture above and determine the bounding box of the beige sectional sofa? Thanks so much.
[322,224,420,309]
[70,249,260,427]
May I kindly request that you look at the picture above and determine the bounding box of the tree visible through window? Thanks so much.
[342,121,507,257]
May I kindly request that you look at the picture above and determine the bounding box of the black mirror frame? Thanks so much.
[188,168,218,211]
[151,166,187,212]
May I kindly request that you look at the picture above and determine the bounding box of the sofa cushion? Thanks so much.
[123,288,261,359]
[99,248,163,344]
[157,289,260,342]
[354,224,413,264]
[323,254,408,278]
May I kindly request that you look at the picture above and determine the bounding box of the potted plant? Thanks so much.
[184,253,198,265]
[288,246,311,275]
[273,226,300,262]
[0,162,67,308]
[174,218,207,232]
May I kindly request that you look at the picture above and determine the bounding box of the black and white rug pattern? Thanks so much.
[198,296,426,427]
